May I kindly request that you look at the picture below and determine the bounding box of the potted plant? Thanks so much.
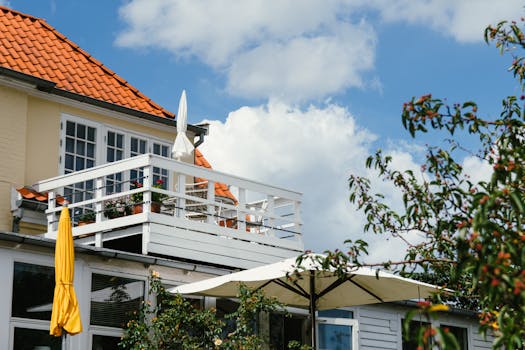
[77,209,96,226]
[104,198,132,219]
[130,179,167,214]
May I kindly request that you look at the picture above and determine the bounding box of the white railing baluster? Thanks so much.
[237,188,246,232]
[207,180,215,224]
[45,191,56,238]
[177,173,186,218]
[266,195,275,237]
[143,166,152,213]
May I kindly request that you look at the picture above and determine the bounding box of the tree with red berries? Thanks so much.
[337,19,525,349]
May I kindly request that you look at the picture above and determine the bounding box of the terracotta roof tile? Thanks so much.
[0,6,174,118]
[17,186,66,206]
[194,149,237,204]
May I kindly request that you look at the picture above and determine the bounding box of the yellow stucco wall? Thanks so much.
[0,86,28,231]
[1,83,192,233]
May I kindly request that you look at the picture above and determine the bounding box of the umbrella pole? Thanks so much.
[309,271,317,349]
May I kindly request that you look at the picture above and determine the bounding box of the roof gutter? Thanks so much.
[0,66,207,137]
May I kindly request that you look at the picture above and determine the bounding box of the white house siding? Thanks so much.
[356,303,495,350]
[357,305,400,350]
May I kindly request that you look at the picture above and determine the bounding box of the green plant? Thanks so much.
[130,179,167,204]
[77,209,95,223]
[104,198,131,219]
[119,273,299,350]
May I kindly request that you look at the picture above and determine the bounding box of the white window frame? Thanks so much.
[87,268,149,341]
[317,314,359,350]
[9,257,57,350]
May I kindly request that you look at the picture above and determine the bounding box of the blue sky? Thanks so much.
[4,0,523,260]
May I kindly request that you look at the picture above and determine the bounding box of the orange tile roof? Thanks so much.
[0,6,173,118]
[195,149,237,204]
[17,186,67,206]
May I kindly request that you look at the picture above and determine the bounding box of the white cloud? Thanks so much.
[115,0,522,102]
[116,0,376,101]
[462,155,492,185]
[367,0,523,43]
[227,21,376,101]
[199,100,423,262]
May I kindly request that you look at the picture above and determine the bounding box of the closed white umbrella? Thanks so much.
[170,253,442,349]
[172,90,194,159]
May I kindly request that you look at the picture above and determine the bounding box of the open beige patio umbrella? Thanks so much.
[172,89,194,160]
[170,253,442,349]
[50,207,82,345]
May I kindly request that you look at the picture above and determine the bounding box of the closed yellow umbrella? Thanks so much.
[50,206,82,337]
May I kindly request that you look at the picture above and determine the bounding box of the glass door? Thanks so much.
[317,316,358,350]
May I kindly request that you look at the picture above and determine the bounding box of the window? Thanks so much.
[442,325,468,350]
[60,115,173,204]
[106,131,125,194]
[92,334,121,350]
[63,120,96,207]
[270,313,308,349]
[12,262,54,320]
[13,327,62,350]
[402,320,431,350]
[90,273,145,328]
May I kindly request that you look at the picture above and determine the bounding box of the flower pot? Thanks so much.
[133,202,161,214]
[78,220,94,226]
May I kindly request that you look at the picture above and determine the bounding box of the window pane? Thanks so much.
[66,138,74,153]
[153,143,160,154]
[107,149,114,163]
[108,132,115,146]
[443,325,468,350]
[65,154,74,171]
[14,327,62,350]
[87,143,95,158]
[131,138,137,152]
[88,126,96,141]
[117,134,123,148]
[75,157,85,171]
[92,334,121,350]
[402,320,431,350]
[77,124,86,139]
[77,140,85,156]
[66,121,75,136]
[90,274,144,328]
[12,262,54,320]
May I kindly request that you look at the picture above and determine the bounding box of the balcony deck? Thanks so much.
[34,154,303,269]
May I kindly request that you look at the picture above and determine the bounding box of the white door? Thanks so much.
[317,317,358,350]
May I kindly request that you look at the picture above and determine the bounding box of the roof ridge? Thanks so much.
[0,5,174,118]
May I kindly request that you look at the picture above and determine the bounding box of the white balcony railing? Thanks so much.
[34,154,303,268]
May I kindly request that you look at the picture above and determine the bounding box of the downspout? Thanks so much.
[193,123,209,148]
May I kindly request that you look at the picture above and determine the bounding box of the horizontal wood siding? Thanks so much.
[149,222,301,269]
[358,306,399,350]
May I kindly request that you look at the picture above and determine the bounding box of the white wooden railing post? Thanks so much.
[237,188,246,232]
[176,173,186,218]
[266,195,275,237]
[46,191,56,238]
[94,177,104,247]
[143,166,152,213]
[207,180,215,224]
[294,200,302,239]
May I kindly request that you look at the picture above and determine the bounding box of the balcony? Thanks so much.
[34,154,303,269]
